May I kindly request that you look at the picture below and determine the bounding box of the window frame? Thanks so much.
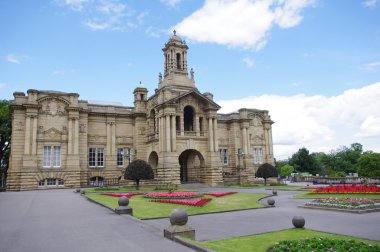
[88,147,105,168]
[43,146,61,168]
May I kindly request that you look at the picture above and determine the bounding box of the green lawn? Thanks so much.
[86,192,268,219]
[198,228,380,252]
[225,185,308,191]
[294,193,380,199]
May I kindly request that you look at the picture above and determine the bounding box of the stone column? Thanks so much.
[106,122,111,155]
[247,133,251,156]
[171,115,176,152]
[111,122,116,156]
[180,115,184,136]
[31,116,38,155]
[208,117,214,152]
[166,115,171,152]
[242,127,248,155]
[74,118,79,155]
[68,118,73,155]
[213,118,218,151]
[195,116,200,136]
[24,115,31,155]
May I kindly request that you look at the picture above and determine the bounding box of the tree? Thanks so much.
[256,163,278,185]
[280,164,294,177]
[124,159,154,190]
[357,152,380,177]
[0,100,11,188]
[289,148,319,175]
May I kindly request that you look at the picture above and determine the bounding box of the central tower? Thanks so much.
[159,31,195,90]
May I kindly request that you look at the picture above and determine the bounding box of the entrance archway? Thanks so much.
[148,151,158,176]
[178,149,205,183]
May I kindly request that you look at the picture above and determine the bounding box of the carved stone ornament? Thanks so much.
[43,127,62,141]
[15,121,24,131]
[40,99,66,117]
[80,124,87,133]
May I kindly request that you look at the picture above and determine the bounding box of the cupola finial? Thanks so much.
[173,30,176,35]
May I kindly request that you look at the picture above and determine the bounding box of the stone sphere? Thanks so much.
[267,199,275,206]
[272,190,277,195]
[80,190,86,194]
[292,216,305,228]
[118,196,129,207]
[169,208,188,226]
[75,188,80,193]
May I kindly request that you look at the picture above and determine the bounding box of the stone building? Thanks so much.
[8,32,274,190]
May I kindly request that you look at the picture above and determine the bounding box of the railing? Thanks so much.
[88,178,120,187]
[176,131,207,137]
[294,176,380,185]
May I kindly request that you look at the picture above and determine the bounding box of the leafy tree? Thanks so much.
[357,152,380,177]
[280,164,294,177]
[275,159,287,174]
[256,163,278,185]
[124,159,154,190]
[289,148,319,175]
[0,100,11,187]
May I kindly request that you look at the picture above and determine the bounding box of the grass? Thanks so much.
[86,192,268,219]
[225,184,308,191]
[197,228,380,252]
[85,187,182,193]
[294,193,380,199]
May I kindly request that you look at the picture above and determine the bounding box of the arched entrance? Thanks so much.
[178,149,205,183]
[148,151,158,176]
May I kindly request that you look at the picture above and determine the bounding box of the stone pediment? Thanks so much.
[162,90,221,110]
[39,127,64,141]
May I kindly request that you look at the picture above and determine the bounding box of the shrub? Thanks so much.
[271,237,379,252]
[124,159,154,190]
[256,163,278,186]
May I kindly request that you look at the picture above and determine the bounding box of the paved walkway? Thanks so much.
[1,187,379,252]
[145,187,380,242]
[0,189,195,252]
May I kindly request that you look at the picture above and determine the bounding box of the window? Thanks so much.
[219,149,228,165]
[253,148,264,164]
[38,178,64,187]
[117,148,124,167]
[43,146,61,168]
[88,148,104,168]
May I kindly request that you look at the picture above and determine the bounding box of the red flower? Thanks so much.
[151,198,212,207]
[101,192,143,198]
[203,192,237,197]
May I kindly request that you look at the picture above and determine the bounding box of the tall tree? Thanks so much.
[124,159,154,190]
[0,100,11,187]
[357,152,380,177]
[289,147,319,175]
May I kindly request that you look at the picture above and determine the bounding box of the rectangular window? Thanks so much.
[43,146,61,168]
[219,149,228,165]
[47,178,56,186]
[117,148,124,167]
[88,147,105,168]
[97,148,104,167]
[89,148,96,167]
[253,148,264,164]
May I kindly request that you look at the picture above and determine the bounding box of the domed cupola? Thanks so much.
[159,30,195,90]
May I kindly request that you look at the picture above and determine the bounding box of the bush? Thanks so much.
[124,159,154,190]
[271,237,379,252]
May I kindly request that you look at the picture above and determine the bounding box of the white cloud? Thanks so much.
[217,82,380,159]
[363,0,379,8]
[174,0,315,50]
[55,0,147,32]
[363,61,380,71]
[243,57,255,68]
[161,0,182,7]
[145,26,167,38]
[6,54,20,64]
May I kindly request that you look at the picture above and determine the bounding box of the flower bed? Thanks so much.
[203,192,237,197]
[144,191,203,199]
[270,237,380,252]
[101,192,143,198]
[306,197,380,209]
[311,184,380,194]
[151,198,212,207]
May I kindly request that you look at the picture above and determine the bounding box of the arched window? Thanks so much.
[176,53,181,70]
[184,106,194,131]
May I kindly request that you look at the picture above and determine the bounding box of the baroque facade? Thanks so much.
[8,32,274,190]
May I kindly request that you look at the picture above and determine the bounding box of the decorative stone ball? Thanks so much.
[80,190,86,195]
[292,216,305,228]
[75,188,80,193]
[118,196,129,207]
[169,208,188,226]
[272,190,277,196]
[267,199,275,206]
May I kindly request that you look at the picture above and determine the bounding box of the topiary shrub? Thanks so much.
[256,163,278,186]
[124,159,154,190]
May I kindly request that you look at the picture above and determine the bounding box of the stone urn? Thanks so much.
[292,216,305,228]
[272,190,277,196]
[169,208,188,226]
[267,198,275,206]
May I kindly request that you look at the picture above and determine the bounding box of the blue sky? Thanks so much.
[1,0,380,159]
